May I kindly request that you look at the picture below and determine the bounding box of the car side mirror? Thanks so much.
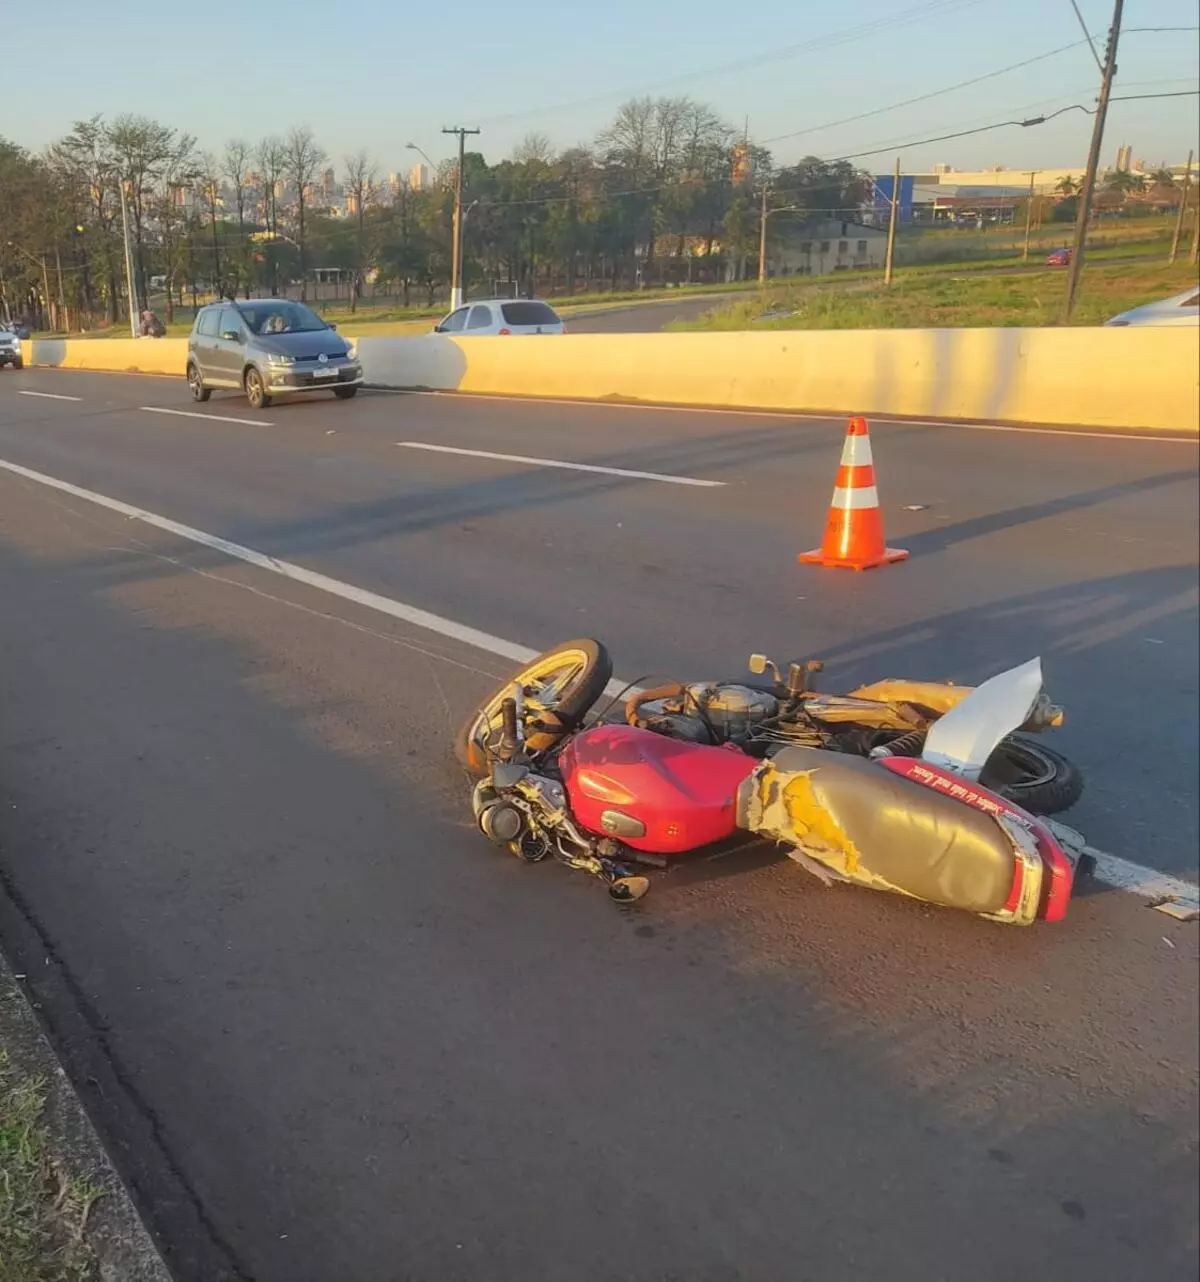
[432,324,443,333]
[220,330,241,342]
[328,322,337,331]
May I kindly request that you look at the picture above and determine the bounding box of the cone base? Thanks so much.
[799,546,909,571]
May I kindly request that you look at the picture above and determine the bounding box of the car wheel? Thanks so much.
[333,386,358,400]
[244,367,271,410]
[12,358,22,370]
[187,361,210,402]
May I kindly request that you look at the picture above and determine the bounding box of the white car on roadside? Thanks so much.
[1104,287,1200,327]
[433,299,565,336]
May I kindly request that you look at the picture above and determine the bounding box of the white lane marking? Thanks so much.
[0,455,536,667]
[18,390,83,402]
[387,390,1198,444]
[1084,849,1199,906]
[141,406,271,427]
[396,440,724,488]
[0,451,1196,902]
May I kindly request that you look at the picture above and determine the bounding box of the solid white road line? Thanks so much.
[140,406,272,427]
[389,390,1198,445]
[396,441,724,487]
[17,390,82,402]
[0,451,1196,903]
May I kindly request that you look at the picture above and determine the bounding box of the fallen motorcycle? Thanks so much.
[456,639,1091,923]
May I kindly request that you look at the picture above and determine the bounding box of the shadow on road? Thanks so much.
[0,499,1196,1282]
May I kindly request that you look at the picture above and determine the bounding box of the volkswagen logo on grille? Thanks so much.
[318,353,328,364]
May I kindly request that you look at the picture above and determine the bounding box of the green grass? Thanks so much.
[0,1051,105,1282]
[671,259,1200,331]
[40,279,759,340]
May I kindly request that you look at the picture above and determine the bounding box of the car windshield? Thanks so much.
[237,301,329,335]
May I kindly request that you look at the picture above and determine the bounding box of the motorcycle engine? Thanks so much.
[635,683,780,746]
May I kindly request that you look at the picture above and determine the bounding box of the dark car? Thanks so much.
[187,299,362,410]
[1045,247,1072,267]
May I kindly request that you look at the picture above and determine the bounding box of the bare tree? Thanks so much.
[255,136,286,293]
[223,138,252,297]
[283,126,326,300]
[195,152,225,297]
[106,115,195,307]
[343,149,377,313]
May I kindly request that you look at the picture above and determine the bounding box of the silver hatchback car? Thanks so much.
[187,299,363,409]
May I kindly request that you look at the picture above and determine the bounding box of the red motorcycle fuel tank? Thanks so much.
[559,724,755,854]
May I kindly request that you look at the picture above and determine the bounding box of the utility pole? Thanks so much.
[1061,0,1124,322]
[883,157,901,285]
[118,177,139,336]
[1169,150,1192,263]
[1022,172,1036,259]
[1191,196,1200,265]
[758,183,770,286]
[442,125,480,309]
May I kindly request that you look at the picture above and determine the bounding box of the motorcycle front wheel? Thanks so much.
[455,638,614,775]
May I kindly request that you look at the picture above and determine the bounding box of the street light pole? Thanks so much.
[758,183,770,286]
[442,125,480,310]
[883,157,901,285]
[118,177,140,336]
[1022,171,1036,260]
[1060,0,1124,322]
[1169,150,1192,263]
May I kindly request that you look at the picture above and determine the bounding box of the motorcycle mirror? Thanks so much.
[748,654,769,675]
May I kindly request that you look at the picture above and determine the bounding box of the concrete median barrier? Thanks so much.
[28,337,189,377]
[28,327,1199,434]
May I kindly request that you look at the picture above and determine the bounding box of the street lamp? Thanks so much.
[405,142,436,177]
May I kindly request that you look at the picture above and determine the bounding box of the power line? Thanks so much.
[759,27,1199,148]
[759,40,1094,146]
[1068,0,1105,71]
[473,0,985,127]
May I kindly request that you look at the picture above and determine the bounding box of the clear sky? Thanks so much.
[6,0,1198,177]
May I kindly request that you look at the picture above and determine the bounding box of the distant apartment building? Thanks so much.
[409,162,431,191]
[320,167,336,203]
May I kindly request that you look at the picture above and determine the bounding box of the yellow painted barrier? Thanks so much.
[437,328,1200,434]
[29,338,189,377]
[29,327,1200,433]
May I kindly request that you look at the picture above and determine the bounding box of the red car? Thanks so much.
[1046,247,1072,266]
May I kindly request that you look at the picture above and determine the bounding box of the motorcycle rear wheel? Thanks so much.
[979,734,1084,816]
[455,638,614,775]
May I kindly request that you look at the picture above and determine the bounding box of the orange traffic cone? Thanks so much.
[799,417,908,571]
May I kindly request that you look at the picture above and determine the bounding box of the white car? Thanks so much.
[433,298,565,336]
[0,327,23,369]
[1105,287,1200,327]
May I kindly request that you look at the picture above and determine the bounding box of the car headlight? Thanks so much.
[266,353,295,366]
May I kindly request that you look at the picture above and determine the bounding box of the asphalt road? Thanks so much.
[565,294,730,330]
[0,368,1196,1282]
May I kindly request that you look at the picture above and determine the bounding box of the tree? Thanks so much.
[342,149,377,312]
[106,115,195,309]
[255,135,286,293]
[223,138,253,297]
[1105,169,1146,195]
[1055,175,1079,196]
[283,126,326,299]
[197,151,224,297]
